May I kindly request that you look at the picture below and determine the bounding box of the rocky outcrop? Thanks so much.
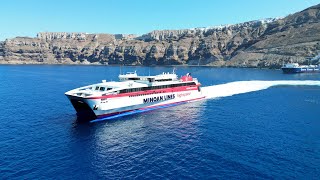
[1,4,320,67]
[228,4,320,68]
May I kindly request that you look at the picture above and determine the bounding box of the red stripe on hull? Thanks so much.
[86,85,200,99]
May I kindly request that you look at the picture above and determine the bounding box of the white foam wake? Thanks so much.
[202,80,320,99]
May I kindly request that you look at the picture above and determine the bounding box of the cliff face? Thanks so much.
[1,4,320,67]
[228,4,320,68]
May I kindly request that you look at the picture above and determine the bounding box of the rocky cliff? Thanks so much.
[1,4,320,67]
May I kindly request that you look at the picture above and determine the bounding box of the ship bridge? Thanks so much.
[118,71,178,83]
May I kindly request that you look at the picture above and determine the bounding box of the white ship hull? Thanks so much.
[66,87,204,120]
[65,71,205,121]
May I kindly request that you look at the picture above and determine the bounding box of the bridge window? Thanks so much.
[155,79,172,82]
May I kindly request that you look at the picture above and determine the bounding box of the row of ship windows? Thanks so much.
[94,86,112,91]
[129,91,166,97]
[93,82,195,93]
[119,82,196,94]
[95,82,196,96]
[122,78,172,82]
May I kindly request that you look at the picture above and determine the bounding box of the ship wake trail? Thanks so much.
[202,80,320,99]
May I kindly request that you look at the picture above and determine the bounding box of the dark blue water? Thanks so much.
[1,65,320,179]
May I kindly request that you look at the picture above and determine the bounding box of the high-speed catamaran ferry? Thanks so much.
[65,71,205,121]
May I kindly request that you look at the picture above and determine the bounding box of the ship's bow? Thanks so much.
[65,92,97,120]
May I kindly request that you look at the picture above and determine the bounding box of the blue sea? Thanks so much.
[0,65,320,179]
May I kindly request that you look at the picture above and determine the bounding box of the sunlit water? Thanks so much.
[0,65,319,179]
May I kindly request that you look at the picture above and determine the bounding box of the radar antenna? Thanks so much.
[172,67,176,74]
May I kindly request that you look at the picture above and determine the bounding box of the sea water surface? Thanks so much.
[0,65,320,179]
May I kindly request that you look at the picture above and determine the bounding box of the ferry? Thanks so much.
[65,71,205,121]
[281,63,320,73]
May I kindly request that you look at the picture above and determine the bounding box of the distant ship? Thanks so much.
[65,71,205,121]
[281,63,320,73]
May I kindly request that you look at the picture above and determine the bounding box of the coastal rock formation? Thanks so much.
[1,4,320,67]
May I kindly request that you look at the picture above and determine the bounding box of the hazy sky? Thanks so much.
[0,0,319,41]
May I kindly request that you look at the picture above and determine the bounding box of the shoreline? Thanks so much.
[0,61,282,70]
